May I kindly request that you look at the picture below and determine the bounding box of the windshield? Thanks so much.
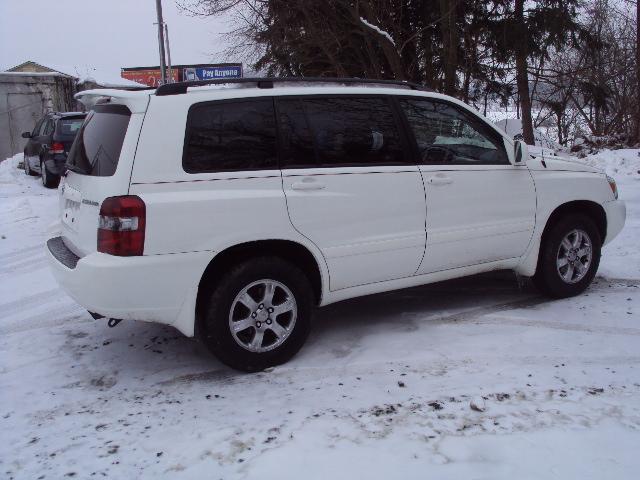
[66,105,131,177]
[57,118,85,136]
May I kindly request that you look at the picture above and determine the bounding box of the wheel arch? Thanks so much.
[542,200,606,245]
[194,239,325,337]
[517,199,607,277]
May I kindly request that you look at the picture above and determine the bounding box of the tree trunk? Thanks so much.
[439,0,458,96]
[636,1,639,143]
[514,0,535,145]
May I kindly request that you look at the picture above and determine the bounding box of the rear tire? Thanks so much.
[24,154,37,176]
[200,257,314,372]
[41,160,60,189]
[532,214,601,298]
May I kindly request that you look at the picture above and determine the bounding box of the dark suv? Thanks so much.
[22,112,86,188]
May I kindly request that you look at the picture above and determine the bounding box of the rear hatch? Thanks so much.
[60,90,150,257]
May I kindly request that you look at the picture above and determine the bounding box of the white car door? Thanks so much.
[397,97,536,274]
[278,96,427,291]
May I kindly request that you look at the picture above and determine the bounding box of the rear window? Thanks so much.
[57,118,85,136]
[66,105,131,177]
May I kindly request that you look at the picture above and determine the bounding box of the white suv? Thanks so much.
[47,78,626,371]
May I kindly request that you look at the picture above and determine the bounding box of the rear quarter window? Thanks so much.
[183,98,278,173]
[66,105,131,177]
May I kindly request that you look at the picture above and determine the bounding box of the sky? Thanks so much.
[0,0,233,83]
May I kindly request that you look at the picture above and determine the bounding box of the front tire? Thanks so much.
[533,214,601,298]
[200,257,314,372]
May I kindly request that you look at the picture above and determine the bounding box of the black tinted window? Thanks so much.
[401,99,508,165]
[66,105,131,177]
[40,119,53,136]
[183,99,277,173]
[277,99,316,167]
[32,119,44,136]
[298,97,405,167]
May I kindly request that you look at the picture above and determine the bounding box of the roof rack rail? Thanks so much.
[155,77,431,96]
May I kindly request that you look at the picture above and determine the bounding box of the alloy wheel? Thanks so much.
[228,279,297,353]
[556,229,592,284]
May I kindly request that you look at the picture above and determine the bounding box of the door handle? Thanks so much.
[427,175,453,185]
[291,179,326,191]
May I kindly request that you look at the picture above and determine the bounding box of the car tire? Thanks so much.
[41,160,60,189]
[24,154,37,176]
[200,256,314,372]
[532,214,601,298]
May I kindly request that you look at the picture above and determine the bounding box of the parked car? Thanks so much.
[46,78,626,372]
[22,112,87,188]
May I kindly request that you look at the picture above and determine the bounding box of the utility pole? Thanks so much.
[155,0,167,85]
[165,23,173,83]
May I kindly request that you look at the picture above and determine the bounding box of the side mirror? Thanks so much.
[22,132,32,139]
[514,140,529,165]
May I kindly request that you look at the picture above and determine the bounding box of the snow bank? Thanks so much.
[1,150,639,478]
[580,148,640,179]
[494,118,566,156]
[578,149,640,280]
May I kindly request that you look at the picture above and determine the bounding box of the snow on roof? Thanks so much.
[0,71,72,77]
[5,60,76,77]
[4,60,146,88]
[78,75,147,89]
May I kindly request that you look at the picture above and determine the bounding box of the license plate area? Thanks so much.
[62,185,82,232]
[62,199,80,232]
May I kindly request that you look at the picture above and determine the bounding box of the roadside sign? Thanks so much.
[183,65,243,81]
[121,68,178,87]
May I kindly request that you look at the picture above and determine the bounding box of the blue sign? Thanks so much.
[183,65,243,81]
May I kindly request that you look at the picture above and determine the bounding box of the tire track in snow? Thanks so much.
[422,279,640,334]
[0,255,47,274]
[479,315,640,336]
[0,288,61,319]
[0,244,42,262]
[0,302,88,335]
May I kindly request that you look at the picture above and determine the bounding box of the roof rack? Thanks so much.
[155,77,431,96]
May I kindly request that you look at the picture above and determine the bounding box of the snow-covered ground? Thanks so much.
[1,150,639,479]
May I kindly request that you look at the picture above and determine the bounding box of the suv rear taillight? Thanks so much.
[98,196,146,256]
[50,142,65,154]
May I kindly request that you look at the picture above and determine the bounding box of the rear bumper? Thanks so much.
[602,199,626,245]
[46,237,211,336]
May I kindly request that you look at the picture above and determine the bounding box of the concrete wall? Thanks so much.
[0,73,76,161]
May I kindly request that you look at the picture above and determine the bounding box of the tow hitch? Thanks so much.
[107,318,123,328]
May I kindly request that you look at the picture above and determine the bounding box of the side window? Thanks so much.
[43,119,55,136]
[183,98,277,173]
[278,96,406,168]
[400,99,508,165]
[32,119,44,136]
[276,99,316,167]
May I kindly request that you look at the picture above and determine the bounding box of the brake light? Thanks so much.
[50,142,64,154]
[97,196,146,256]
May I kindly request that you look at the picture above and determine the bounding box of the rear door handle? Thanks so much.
[291,178,326,191]
[427,175,453,185]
